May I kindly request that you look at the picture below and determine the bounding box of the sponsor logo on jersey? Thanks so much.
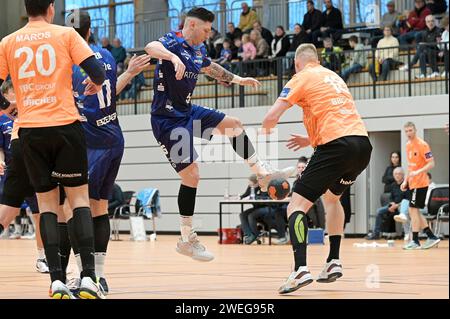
[158,84,165,92]
[339,178,355,186]
[279,88,291,98]
[96,113,117,126]
[425,151,433,159]
[181,50,191,61]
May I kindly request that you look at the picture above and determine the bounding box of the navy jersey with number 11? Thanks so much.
[72,44,123,149]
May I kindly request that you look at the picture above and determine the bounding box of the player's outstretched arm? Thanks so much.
[145,41,185,80]
[260,98,292,133]
[116,54,152,96]
[202,62,261,88]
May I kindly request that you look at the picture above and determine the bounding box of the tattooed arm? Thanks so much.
[202,62,261,88]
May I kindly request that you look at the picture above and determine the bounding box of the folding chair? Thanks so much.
[111,191,135,241]
[423,185,449,235]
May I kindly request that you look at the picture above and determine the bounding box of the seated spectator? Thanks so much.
[369,26,400,81]
[398,0,431,46]
[101,37,112,51]
[238,2,259,33]
[250,29,269,59]
[321,37,344,73]
[302,1,323,43]
[366,167,410,240]
[426,0,448,15]
[215,39,233,69]
[382,151,402,194]
[371,1,400,47]
[286,24,309,74]
[226,22,243,43]
[206,28,223,59]
[119,55,147,101]
[341,36,367,82]
[400,15,441,78]
[233,37,244,60]
[270,26,291,59]
[438,16,449,77]
[252,21,274,55]
[108,183,126,216]
[312,0,343,46]
[242,34,257,61]
[111,38,127,65]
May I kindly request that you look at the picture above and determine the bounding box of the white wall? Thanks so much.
[117,94,449,234]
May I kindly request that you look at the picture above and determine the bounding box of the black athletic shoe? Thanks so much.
[99,277,109,295]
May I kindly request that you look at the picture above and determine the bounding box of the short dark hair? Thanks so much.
[1,80,13,95]
[298,156,308,164]
[67,10,91,40]
[24,0,55,17]
[276,25,285,32]
[349,35,358,43]
[307,1,315,5]
[186,7,215,23]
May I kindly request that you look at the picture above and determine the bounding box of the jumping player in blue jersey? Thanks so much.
[145,7,295,261]
[67,10,150,295]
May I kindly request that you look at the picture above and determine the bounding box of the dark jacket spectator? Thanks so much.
[289,24,309,52]
[311,1,343,46]
[270,26,291,58]
[108,183,126,216]
[253,21,274,54]
[226,22,243,42]
[321,4,344,30]
[206,28,223,59]
[426,0,448,14]
[303,1,323,35]
[101,37,113,52]
[382,151,401,193]
[111,38,127,64]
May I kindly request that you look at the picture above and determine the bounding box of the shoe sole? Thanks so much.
[176,248,214,262]
[79,289,103,300]
[422,239,441,250]
[51,291,72,299]
[316,272,343,283]
[278,278,314,295]
[393,217,407,224]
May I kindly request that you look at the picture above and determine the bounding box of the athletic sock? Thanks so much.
[37,248,46,260]
[40,213,64,283]
[178,184,196,242]
[58,223,71,277]
[327,235,341,263]
[412,232,420,245]
[423,227,438,240]
[229,131,267,176]
[93,214,110,279]
[288,211,308,270]
[67,218,81,274]
[72,207,96,281]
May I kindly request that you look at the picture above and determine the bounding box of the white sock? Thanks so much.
[95,252,106,278]
[246,154,267,175]
[37,248,45,260]
[75,254,83,275]
[180,216,193,242]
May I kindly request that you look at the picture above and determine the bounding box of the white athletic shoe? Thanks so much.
[66,277,81,295]
[21,232,35,240]
[422,238,441,249]
[427,72,440,79]
[394,213,408,224]
[176,232,214,262]
[403,241,421,250]
[9,231,21,239]
[36,258,49,273]
[415,74,426,79]
[399,64,409,71]
[258,164,296,192]
[316,259,343,283]
[441,71,447,78]
[278,266,314,294]
[49,280,75,299]
[78,277,106,299]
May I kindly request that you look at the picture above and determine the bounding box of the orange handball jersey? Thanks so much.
[406,137,433,189]
[279,62,367,147]
[0,21,94,128]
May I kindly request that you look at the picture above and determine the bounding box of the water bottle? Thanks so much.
[250,186,256,200]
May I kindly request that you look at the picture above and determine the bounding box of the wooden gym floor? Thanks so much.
[0,235,448,299]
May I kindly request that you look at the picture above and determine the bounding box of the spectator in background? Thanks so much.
[372,1,400,47]
[382,151,402,193]
[111,38,127,65]
[252,21,274,54]
[206,28,223,59]
[366,167,410,240]
[369,26,400,82]
[286,24,309,74]
[226,22,243,43]
[321,37,344,73]
[341,36,367,82]
[398,0,431,46]
[302,1,323,43]
[238,2,259,33]
[233,37,243,60]
[313,0,344,46]
[241,33,257,61]
[426,0,448,15]
[250,29,269,59]
[108,183,125,216]
[215,39,233,69]
[119,55,147,101]
[270,26,291,59]
[438,15,449,78]
[101,37,112,51]
[400,15,441,79]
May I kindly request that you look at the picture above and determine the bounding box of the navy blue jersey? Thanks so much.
[151,31,212,118]
[0,114,13,164]
[72,44,123,149]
